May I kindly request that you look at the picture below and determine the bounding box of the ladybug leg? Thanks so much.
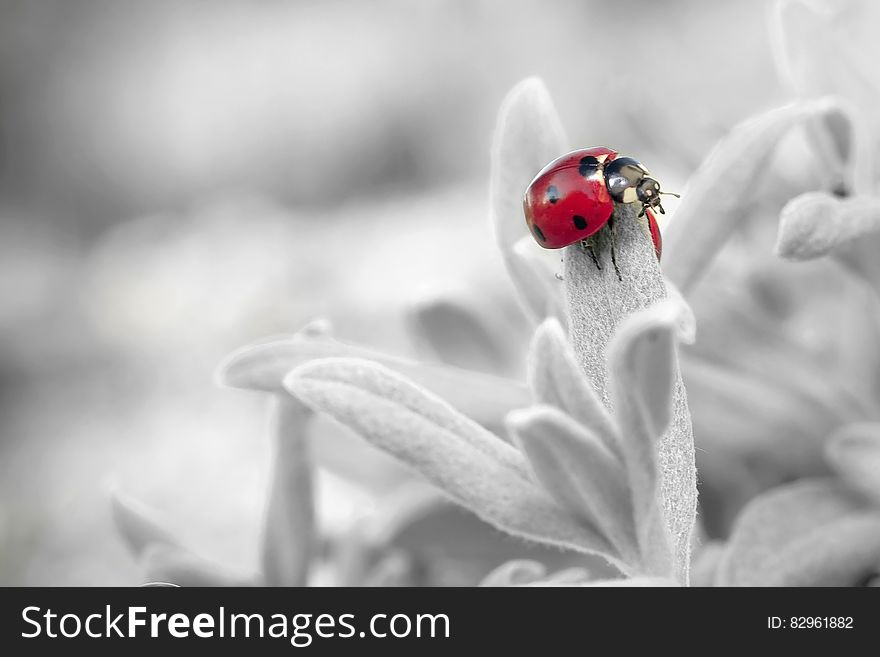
[580,238,602,270]
[607,216,622,281]
[611,243,622,281]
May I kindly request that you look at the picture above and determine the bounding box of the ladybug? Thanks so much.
[522,147,674,276]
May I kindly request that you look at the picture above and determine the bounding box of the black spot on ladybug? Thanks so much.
[573,215,588,230]
[546,185,559,204]
[578,156,600,177]
[532,224,546,242]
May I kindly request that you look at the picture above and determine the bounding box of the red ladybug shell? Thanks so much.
[523,147,618,249]
[644,208,662,260]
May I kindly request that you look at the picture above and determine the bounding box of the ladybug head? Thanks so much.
[603,155,679,217]
[636,176,678,216]
[637,177,663,211]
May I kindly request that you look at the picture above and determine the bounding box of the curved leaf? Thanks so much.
[776,191,880,260]
[217,332,529,432]
[717,478,880,586]
[508,406,637,560]
[527,318,620,458]
[284,358,623,567]
[608,300,679,441]
[490,77,567,255]
[664,100,848,293]
[490,78,568,324]
[607,299,683,576]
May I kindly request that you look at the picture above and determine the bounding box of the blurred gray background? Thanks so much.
[0,0,780,585]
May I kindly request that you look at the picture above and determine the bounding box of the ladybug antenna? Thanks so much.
[660,191,680,198]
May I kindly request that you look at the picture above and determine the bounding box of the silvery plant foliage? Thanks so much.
[112,0,880,587]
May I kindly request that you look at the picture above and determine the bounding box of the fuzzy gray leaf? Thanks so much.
[606,299,681,577]
[218,332,529,432]
[663,100,847,294]
[609,300,679,442]
[776,191,880,260]
[490,77,567,255]
[284,357,623,567]
[826,423,880,505]
[564,203,695,584]
[508,406,637,560]
[490,78,568,324]
[261,396,315,587]
[717,478,880,586]
[527,318,620,458]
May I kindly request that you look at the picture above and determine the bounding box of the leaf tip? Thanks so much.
[775,191,839,260]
